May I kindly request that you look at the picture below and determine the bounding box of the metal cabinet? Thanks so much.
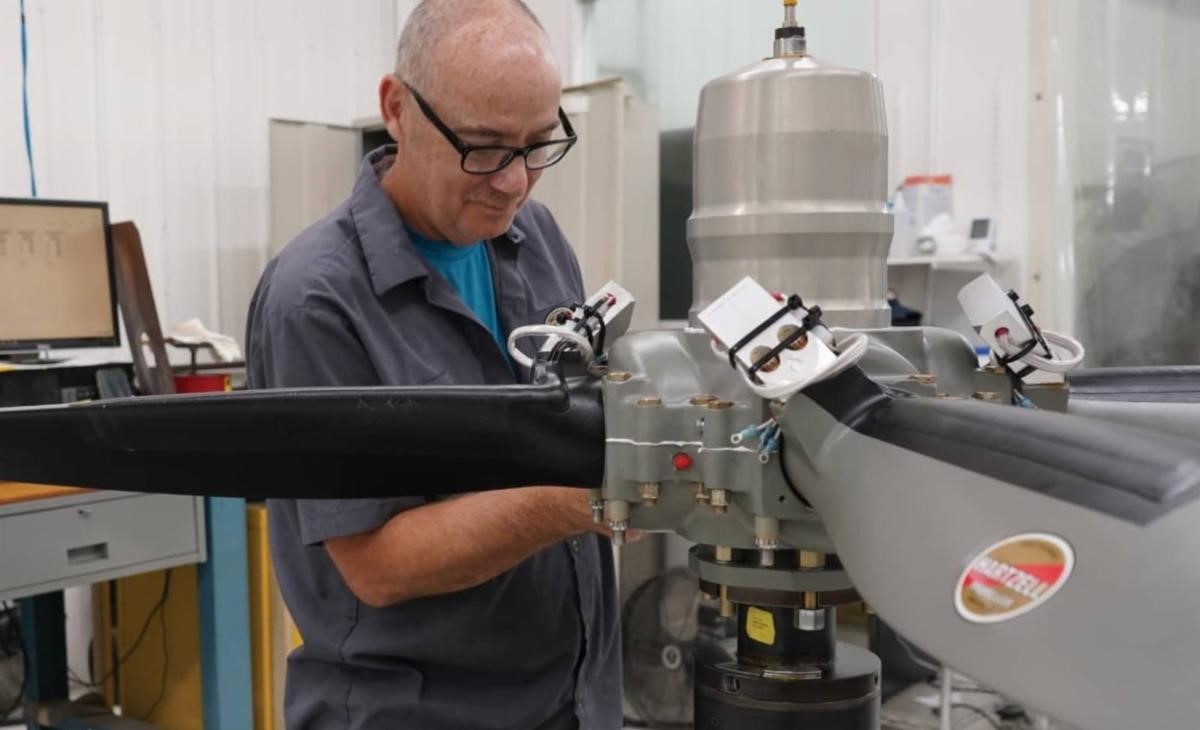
[0,490,206,602]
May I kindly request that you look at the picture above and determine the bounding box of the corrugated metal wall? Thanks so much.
[0,0,395,348]
[0,1,588,350]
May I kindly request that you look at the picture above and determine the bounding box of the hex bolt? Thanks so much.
[606,499,630,546]
[755,515,780,567]
[719,585,734,618]
[710,488,728,514]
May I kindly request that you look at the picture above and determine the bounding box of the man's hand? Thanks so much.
[324,486,616,608]
[552,488,644,544]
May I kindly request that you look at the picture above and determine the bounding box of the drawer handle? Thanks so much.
[67,542,109,566]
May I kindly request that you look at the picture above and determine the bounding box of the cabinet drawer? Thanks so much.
[0,493,203,596]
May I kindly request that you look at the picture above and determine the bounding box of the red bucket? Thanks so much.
[174,373,231,393]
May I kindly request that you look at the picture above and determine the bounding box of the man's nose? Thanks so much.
[489,158,529,197]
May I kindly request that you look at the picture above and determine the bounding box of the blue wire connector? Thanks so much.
[731,418,776,446]
[757,424,783,464]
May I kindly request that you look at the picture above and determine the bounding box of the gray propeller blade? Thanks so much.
[780,369,1200,730]
[1067,366,1200,440]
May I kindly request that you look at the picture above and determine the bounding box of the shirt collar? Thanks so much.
[349,145,527,297]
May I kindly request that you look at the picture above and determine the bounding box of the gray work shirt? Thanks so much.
[244,145,621,730]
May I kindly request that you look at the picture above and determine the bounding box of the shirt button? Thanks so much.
[570,538,581,552]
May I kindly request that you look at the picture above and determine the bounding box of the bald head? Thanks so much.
[396,0,558,96]
[377,0,569,245]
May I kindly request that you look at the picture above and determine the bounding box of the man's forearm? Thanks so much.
[325,486,600,607]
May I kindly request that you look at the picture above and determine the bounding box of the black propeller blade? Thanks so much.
[0,378,605,499]
[1068,366,1200,402]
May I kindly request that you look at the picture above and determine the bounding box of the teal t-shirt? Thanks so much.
[407,226,513,371]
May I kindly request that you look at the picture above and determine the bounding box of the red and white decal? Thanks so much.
[955,533,1074,624]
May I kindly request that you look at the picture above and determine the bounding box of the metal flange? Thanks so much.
[690,545,859,608]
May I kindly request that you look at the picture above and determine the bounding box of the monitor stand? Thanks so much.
[0,347,69,365]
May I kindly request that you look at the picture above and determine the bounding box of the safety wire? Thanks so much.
[19,0,38,197]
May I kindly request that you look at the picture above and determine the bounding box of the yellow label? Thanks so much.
[745,606,776,645]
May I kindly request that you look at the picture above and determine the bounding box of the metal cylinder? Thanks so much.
[687,52,892,329]
[737,604,835,669]
[695,642,880,730]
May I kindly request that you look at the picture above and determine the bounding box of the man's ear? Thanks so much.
[379,74,405,143]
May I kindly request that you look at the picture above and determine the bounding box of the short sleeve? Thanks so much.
[246,302,426,544]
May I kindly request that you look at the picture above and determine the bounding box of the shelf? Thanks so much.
[887,254,995,272]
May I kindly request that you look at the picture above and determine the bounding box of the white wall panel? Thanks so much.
[33,0,102,199]
[159,0,220,331]
[351,1,398,122]
[212,0,271,344]
[875,0,1032,287]
[0,0,404,349]
[94,0,170,323]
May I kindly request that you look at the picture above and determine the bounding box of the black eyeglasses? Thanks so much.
[403,81,578,175]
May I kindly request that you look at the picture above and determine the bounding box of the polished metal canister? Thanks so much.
[687,30,893,329]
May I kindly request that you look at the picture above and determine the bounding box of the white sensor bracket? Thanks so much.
[697,276,837,392]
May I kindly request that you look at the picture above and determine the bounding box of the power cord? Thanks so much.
[0,603,26,724]
[19,0,38,197]
[894,632,942,675]
[137,572,171,721]
[69,570,173,698]
[939,702,1003,729]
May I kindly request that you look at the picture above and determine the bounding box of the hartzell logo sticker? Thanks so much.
[955,533,1074,624]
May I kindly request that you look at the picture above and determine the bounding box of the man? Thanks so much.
[244,2,621,728]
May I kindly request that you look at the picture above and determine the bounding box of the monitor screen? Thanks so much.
[969,218,991,239]
[0,198,119,351]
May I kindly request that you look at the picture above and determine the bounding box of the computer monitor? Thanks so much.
[0,197,120,361]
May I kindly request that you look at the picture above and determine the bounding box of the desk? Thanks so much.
[0,485,92,506]
[0,362,133,408]
[0,486,251,730]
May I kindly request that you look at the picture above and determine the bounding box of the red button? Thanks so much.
[672,452,694,471]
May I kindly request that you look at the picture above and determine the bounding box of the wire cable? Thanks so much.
[0,604,26,724]
[996,330,1084,374]
[19,0,38,197]
[949,703,1003,730]
[507,324,595,370]
[69,570,173,690]
[137,571,171,721]
[895,633,942,675]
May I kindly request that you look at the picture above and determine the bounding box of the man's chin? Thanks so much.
[465,204,518,239]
